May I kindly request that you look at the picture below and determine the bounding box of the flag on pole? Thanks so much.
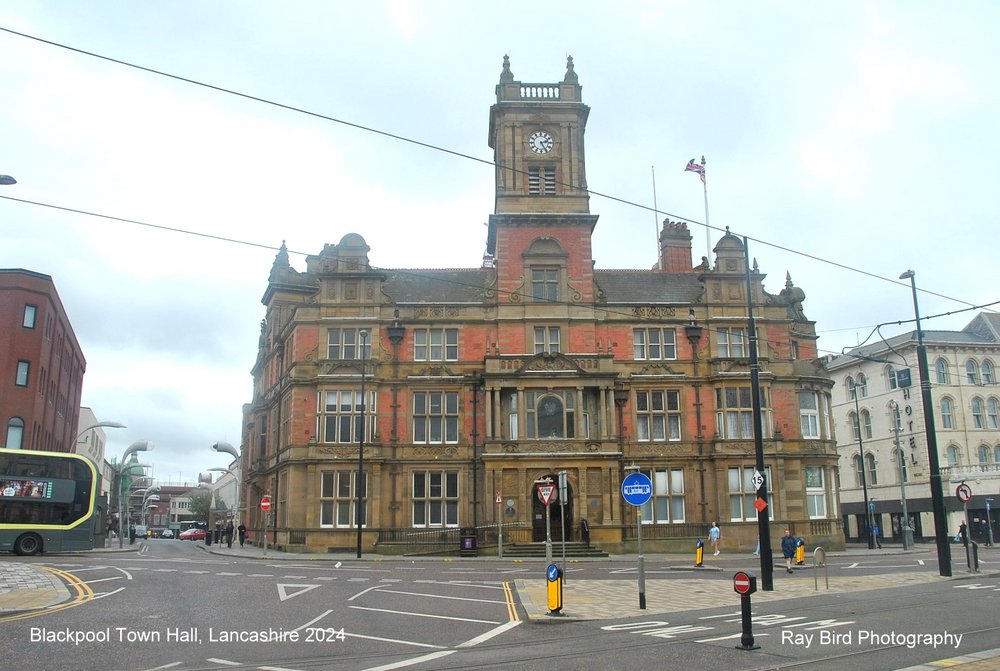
[685,158,705,184]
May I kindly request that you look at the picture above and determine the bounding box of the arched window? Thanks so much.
[887,365,898,390]
[988,398,1000,430]
[978,445,990,465]
[846,376,856,400]
[853,454,864,487]
[946,445,960,467]
[856,373,868,398]
[848,411,859,441]
[860,409,873,439]
[865,453,878,486]
[983,361,995,385]
[935,358,950,384]
[5,417,24,450]
[941,397,955,429]
[995,445,1000,464]
[967,360,979,385]
[525,391,576,439]
[972,397,985,429]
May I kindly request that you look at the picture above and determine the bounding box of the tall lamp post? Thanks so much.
[211,441,242,530]
[853,390,875,549]
[356,330,370,559]
[114,441,151,548]
[900,269,951,576]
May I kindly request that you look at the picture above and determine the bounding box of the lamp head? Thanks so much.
[899,270,915,280]
[212,441,240,459]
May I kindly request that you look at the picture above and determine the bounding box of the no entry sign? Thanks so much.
[260,495,272,511]
[733,571,757,596]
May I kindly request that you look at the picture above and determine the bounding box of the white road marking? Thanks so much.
[290,608,335,633]
[360,649,454,670]
[349,605,500,625]
[216,572,242,576]
[83,576,126,584]
[91,587,127,600]
[376,589,506,604]
[349,584,385,601]
[260,665,304,671]
[349,632,446,650]
[844,562,859,568]
[184,570,210,574]
[277,584,321,601]
[456,621,521,648]
[918,559,925,565]
[142,662,184,670]
[205,659,241,666]
[699,612,742,620]
[152,569,177,572]
[247,573,274,577]
[282,575,308,579]
[316,576,336,581]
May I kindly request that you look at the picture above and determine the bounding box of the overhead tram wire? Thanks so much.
[1,190,994,361]
[0,25,989,315]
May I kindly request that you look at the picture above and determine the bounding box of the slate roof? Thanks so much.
[382,269,493,303]
[594,270,704,304]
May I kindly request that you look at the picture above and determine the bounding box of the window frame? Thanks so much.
[972,397,985,429]
[414,328,459,362]
[533,326,561,355]
[319,470,367,528]
[635,390,682,442]
[935,358,950,384]
[941,397,955,429]
[412,391,460,444]
[326,327,373,361]
[22,305,37,329]
[967,360,979,385]
[798,391,821,439]
[805,466,828,519]
[716,328,746,358]
[411,471,459,528]
[728,466,773,522]
[715,386,769,440]
[633,328,677,361]
[318,390,377,444]
[639,468,686,524]
[15,360,30,387]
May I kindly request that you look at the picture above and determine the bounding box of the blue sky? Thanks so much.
[1,2,997,481]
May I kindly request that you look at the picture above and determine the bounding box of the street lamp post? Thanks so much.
[114,441,151,548]
[356,330,370,559]
[889,401,914,549]
[900,269,951,576]
[211,442,242,532]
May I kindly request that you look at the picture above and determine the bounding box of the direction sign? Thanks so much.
[621,472,653,506]
[956,483,973,503]
[733,571,757,595]
[260,495,272,511]
[537,483,556,506]
[751,470,765,491]
[547,563,560,582]
[753,497,768,513]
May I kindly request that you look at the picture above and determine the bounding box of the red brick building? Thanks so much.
[0,269,85,453]
[241,58,843,554]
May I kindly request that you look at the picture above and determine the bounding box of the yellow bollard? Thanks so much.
[695,538,704,567]
[795,538,806,565]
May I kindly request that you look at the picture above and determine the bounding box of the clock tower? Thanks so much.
[487,55,598,302]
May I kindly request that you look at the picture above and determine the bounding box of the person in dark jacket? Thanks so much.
[238,523,247,547]
[781,528,797,573]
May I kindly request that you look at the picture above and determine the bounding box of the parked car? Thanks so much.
[160,529,175,539]
[179,528,206,541]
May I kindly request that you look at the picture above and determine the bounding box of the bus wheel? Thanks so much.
[14,533,42,556]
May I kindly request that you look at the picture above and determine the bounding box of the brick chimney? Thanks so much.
[659,219,693,272]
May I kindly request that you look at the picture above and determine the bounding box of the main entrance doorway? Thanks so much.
[531,474,574,542]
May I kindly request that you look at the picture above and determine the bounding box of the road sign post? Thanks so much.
[496,491,503,559]
[733,571,760,650]
[261,495,271,558]
[536,479,555,564]
[558,471,568,582]
[622,470,653,610]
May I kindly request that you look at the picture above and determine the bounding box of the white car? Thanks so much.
[160,529,175,538]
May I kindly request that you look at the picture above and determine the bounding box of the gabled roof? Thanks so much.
[594,270,704,304]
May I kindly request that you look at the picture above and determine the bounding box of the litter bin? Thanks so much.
[459,527,478,557]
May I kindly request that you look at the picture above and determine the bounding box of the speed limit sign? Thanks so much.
[956,483,972,503]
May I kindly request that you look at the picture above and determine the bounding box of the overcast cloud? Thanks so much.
[1,2,997,483]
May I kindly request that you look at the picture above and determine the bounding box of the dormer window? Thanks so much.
[531,268,559,302]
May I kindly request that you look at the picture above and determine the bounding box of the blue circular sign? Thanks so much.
[547,563,560,582]
[621,472,653,506]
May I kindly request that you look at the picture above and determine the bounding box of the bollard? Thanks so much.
[795,537,806,565]
[546,563,564,616]
[733,571,760,650]
[695,538,704,567]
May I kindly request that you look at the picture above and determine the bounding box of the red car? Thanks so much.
[179,528,207,540]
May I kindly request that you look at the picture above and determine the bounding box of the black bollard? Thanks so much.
[734,571,760,651]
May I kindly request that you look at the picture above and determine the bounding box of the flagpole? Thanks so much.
[701,156,710,263]
[651,166,660,269]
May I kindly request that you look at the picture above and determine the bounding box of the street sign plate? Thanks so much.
[956,483,973,503]
[733,571,757,595]
[496,493,503,504]
[753,497,768,513]
[751,470,764,491]
[621,472,653,506]
[537,483,556,506]
[547,563,560,582]
[260,495,272,511]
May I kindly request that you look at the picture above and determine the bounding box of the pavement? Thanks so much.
[1,541,997,670]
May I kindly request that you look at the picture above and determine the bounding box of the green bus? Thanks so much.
[0,447,102,555]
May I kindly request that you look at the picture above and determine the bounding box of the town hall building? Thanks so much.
[239,57,844,554]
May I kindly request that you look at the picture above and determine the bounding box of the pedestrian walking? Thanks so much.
[238,523,247,548]
[709,522,721,556]
[873,522,882,549]
[225,521,234,549]
[753,536,760,557]
[781,528,796,573]
[959,521,968,547]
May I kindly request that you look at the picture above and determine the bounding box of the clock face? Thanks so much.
[528,130,554,154]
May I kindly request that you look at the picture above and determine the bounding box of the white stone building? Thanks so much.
[826,312,1000,546]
